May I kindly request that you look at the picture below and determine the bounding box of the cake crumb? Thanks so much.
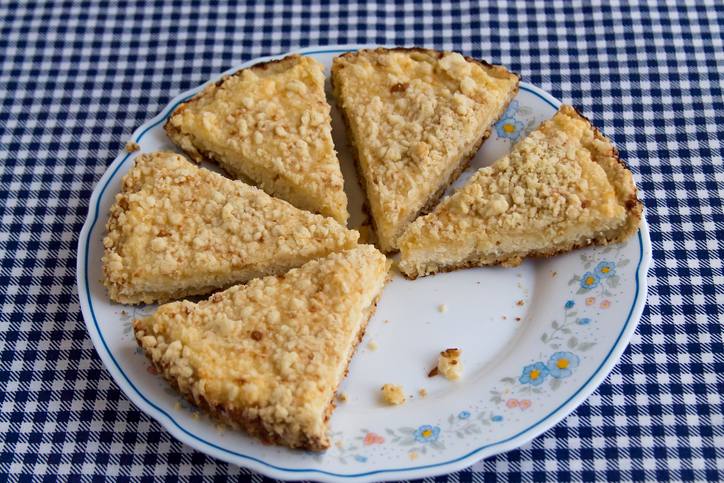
[420,389,428,396]
[125,141,140,153]
[191,412,201,421]
[428,367,439,377]
[438,348,463,380]
[516,317,521,321]
[517,300,524,306]
[381,384,406,405]
[338,392,349,402]
[385,320,389,323]
[214,422,227,433]
[552,271,557,276]
[368,340,378,350]
[174,402,182,410]
[336,440,344,447]
[439,304,447,313]
[503,316,507,320]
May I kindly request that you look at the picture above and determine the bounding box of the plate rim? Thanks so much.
[76,44,652,482]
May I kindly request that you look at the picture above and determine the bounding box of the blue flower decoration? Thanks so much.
[356,455,367,463]
[502,99,520,119]
[495,117,525,140]
[594,261,616,278]
[580,272,600,290]
[492,415,504,422]
[547,352,580,379]
[578,318,591,325]
[414,425,441,443]
[458,411,470,419]
[565,300,574,309]
[519,362,550,386]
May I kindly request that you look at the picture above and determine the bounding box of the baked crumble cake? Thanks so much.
[331,47,520,252]
[398,105,643,279]
[133,245,391,451]
[165,54,349,224]
[102,151,358,305]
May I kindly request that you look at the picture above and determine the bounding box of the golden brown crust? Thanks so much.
[133,246,391,451]
[398,104,643,279]
[331,47,520,252]
[164,54,349,224]
[102,151,358,305]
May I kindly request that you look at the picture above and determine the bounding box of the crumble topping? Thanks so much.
[398,105,643,278]
[133,245,390,451]
[332,47,519,251]
[102,151,358,304]
[166,54,349,223]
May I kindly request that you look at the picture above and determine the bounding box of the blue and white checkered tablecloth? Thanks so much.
[1,1,723,481]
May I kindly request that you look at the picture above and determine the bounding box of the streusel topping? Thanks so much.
[166,54,349,223]
[332,48,519,251]
[133,245,389,450]
[102,151,358,304]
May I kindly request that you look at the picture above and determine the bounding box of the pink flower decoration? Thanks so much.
[506,399,519,408]
[585,297,596,306]
[519,399,532,409]
[363,433,385,445]
[600,300,611,309]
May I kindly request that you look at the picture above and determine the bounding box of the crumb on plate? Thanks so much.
[438,348,463,380]
[381,384,406,405]
[125,141,140,153]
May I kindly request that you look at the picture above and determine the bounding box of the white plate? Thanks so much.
[77,45,652,482]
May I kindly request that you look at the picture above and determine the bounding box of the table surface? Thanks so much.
[1,1,723,481]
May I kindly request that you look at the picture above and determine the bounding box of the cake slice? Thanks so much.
[398,105,643,279]
[331,47,520,252]
[165,54,349,224]
[133,245,391,451]
[102,151,358,305]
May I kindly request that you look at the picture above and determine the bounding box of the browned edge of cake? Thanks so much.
[402,105,644,280]
[331,47,520,254]
[132,273,391,451]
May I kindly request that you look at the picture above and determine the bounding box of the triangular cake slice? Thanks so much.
[165,54,349,224]
[102,151,358,304]
[331,47,520,252]
[398,105,643,279]
[133,245,390,451]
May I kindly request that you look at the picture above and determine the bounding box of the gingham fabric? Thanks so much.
[1,0,723,481]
